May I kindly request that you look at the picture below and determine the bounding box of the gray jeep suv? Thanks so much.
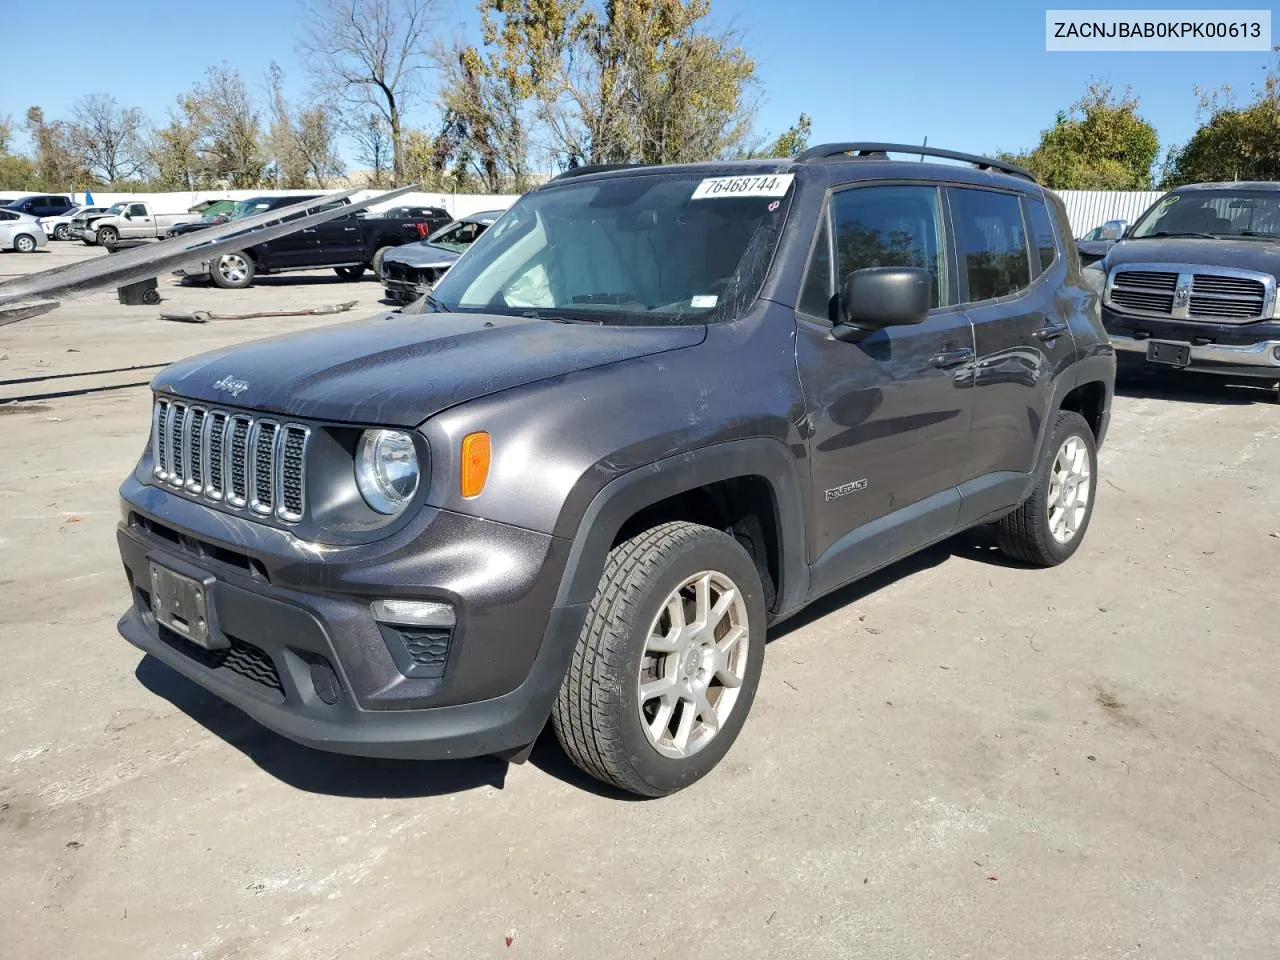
[115,144,1115,796]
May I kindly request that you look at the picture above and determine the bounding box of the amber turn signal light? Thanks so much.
[460,432,491,498]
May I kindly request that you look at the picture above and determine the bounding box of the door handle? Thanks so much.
[929,347,974,369]
[1035,322,1069,342]
[302,228,316,233]
[343,227,357,232]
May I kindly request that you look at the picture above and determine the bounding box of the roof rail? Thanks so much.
[795,142,1036,183]
[547,162,647,183]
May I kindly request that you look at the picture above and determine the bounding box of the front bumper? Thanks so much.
[383,277,425,302]
[1104,307,1280,378]
[116,477,585,760]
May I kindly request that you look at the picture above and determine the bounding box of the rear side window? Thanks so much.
[1024,197,1057,276]
[951,188,1030,302]
[797,210,832,319]
[831,185,946,308]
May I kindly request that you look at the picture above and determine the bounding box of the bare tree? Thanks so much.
[191,65,267,187]
[266,63,309,187]
[0,114,13,155]
[68,94,150,184]
[25,106,86,188]
[296,107,345,186]
[298,0,444,181]
[351,114,393,186]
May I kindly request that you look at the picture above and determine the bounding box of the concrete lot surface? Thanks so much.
[1,244,1278,959]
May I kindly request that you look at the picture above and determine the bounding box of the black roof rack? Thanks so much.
[795,142,1036,183]
[547,162,648,183]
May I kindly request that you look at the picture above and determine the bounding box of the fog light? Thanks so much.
[371,599,455,627]
[1272,346,1280,362]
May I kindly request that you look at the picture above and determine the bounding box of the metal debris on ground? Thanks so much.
[159,301,361,324]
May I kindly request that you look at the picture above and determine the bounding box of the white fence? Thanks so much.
[67,188,519,220]
[1055,190,1165,237]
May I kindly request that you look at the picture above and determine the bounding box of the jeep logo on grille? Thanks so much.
[212,375,250,397]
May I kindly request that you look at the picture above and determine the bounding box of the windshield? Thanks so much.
[103,202,127,215]
[424,218,486,253]
[1131,191,1280,239]
[424,172,793,325]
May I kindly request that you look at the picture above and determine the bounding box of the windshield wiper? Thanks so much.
[1136,230,1219,240]
[520,310,602,325]
[1238,231,1280,241]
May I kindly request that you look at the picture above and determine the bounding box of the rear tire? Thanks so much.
[14,234,37,253]
[210,252,254,289]
[371,246,393,279]
[552,521,767,797]
[334,265,365,281]
[993,410,1097,567]
[54,224,70,241]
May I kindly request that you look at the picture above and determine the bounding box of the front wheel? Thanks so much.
[96,226,118,246]
[14,234,37,253]
[334,265,365,281]
[371,246,393,279]
[54,224,70,241]
[210,252,255,289]
[993,410,1098,566]
[552,521,767,797]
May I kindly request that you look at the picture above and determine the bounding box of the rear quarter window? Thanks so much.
[1023,197,1058,276]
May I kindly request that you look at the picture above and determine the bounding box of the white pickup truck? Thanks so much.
[92,200,201,245]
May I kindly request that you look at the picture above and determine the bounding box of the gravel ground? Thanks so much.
[1,242,1278,959]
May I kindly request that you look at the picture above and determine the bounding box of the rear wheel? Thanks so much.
[552,521,767,797]
[371,246,393,279]
[334,265,365,281]
[96,225,118,246]
[993,410,1097,566]
[210,252,254,289]
[14,233,37,253]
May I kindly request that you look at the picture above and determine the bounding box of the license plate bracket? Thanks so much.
[148,562,223,649]
[1146,339,1191,367]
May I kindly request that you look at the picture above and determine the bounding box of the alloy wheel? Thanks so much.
[1048,435,1092,543]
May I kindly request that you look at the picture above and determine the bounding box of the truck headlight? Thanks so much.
[1082,262,1106,296]
[355,429,420,515]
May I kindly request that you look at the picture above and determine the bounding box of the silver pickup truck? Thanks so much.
[91,201,200,246]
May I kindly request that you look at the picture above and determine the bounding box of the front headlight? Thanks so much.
[355,429,420,515]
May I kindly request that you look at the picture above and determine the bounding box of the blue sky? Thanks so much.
[2,0,1274,167]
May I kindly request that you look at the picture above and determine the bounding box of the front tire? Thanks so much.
[994,410,1098,566]
[96,225,118,246]
[210,252,254,289]
[552,521,767,797]
[54,224,70,241]
[14,234,37,253]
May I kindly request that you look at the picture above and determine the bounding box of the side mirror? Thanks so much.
[123,211,133,220]
[833,266,933,340]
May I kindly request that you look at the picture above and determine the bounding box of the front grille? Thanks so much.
[402,627,451,675]
[151,398,309,523]
[153,617,285,698]
[1107,265,1275,324]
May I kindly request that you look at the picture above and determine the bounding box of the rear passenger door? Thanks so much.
[951,187,1076,518]
[794,183,976,574]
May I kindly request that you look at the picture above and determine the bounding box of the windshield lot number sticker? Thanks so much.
[692,174,795,200]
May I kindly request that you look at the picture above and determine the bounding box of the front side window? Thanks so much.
[830,185,946,308]
[951,188,1030,302]
[427,172,794,325]
[127,203,147,217]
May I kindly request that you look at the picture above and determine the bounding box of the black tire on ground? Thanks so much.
[993,409,1098,567]
[552,520,767,797]
[209,252,255,289]
[371,246,393,279]
[54,224,70,241]
[141,288,161,305]
[96,226,118,245]
[14,234,37,253]
[334,265,365,281]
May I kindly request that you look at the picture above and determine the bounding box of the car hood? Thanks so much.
[152,310,706,426]
[383,244,462,269]
[1103,237,1280,277]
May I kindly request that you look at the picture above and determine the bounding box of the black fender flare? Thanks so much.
[552,437,811,618]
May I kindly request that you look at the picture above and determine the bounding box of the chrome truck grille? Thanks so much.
[151,398,309,522]
[1105,264,1276,325]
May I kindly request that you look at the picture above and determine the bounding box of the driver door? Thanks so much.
[795,184,975,587]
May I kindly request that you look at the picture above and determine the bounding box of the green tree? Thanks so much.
[149,96,208,190]
[1161,46,1280,186]
[24,106,88,189]
[1007,82,1159,189]
[191,65,267,187]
